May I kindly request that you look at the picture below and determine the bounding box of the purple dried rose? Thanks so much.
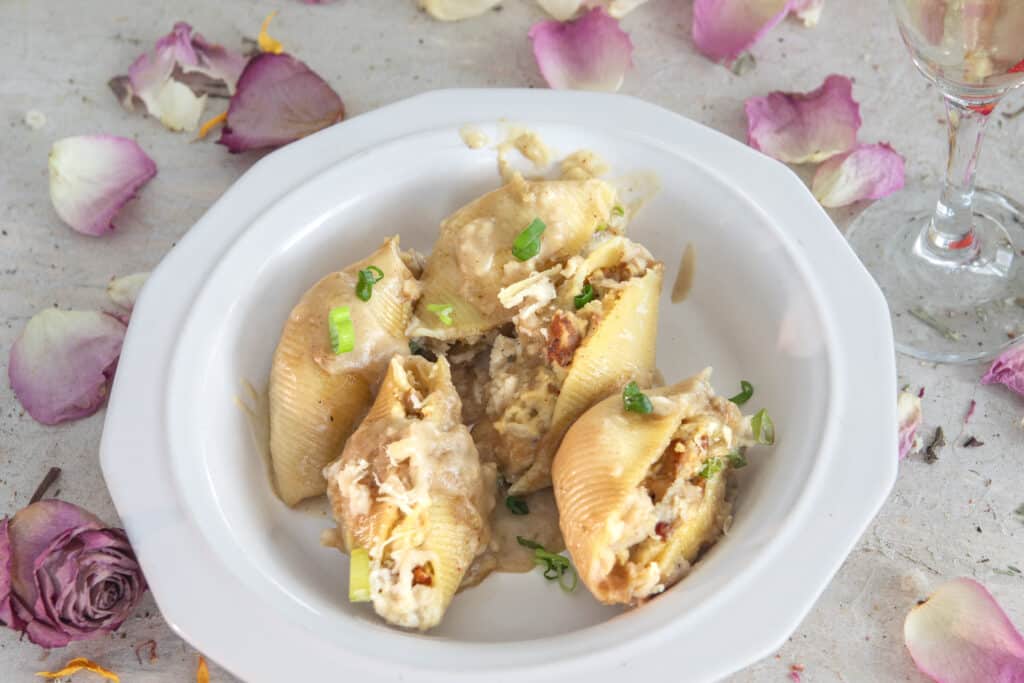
[0,500,146,647]
[981,342,1024,396]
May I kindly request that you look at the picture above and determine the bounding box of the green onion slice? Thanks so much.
[349,548,371,602]
[611,204,625,217]
[726,448,748,469]
[516,536,577,593]
[729,380,754,406]
[506,495,529,515]
[622,381,653,414]
[697,456,724,480]
[355,265,384,302]
[751,409,775,445]
[512,218,546,261]
[328,306,355,354]
[426,303,454,326]
[573,282,596,310]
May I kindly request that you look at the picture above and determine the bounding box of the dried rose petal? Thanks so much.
[107,272,150,313]
[692,0,790,63]
[790,0,824,26]
[745,75,861,164]
[36,657,120,682]
[898,391,922,460]
[218,53,345,153]
[905,578,1024,683]
[981,343,1024,396]
[812,143,906,207]
[537,0,649,20]
[48,136,157,237]
[8,310,126,425]
[420,0,503,20]
[111,22,248,131]
[530,8,633,91]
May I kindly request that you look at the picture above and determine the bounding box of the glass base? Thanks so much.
[846,188,1024,363]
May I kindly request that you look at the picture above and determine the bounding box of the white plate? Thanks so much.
[100,90,897,683]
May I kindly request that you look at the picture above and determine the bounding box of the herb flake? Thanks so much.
[750,409,775,445]
[729,380,754,405]
[355,265,383,301]
[505,495,529,515]
[574,283,596,310]
[328,306,354,354]
[622,381,653,414]
[697,456,724,480]
[726,449,748,469]
[516,536,577,592]
[426,303,454,326]
[512,218,546,261]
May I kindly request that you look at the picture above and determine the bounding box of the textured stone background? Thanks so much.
[1,0,1022,680]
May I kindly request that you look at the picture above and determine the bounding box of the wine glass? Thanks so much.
[845,0,1024,362]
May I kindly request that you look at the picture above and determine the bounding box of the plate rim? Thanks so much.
[99,89,897,683]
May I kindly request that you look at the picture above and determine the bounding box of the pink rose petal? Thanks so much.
[8,310,126,426]
[790,0,824,26]
[107,272,150,314]
[905,578,1024,683]
[981,343,1024,395]
[898,390,922,460]
[420,0,503,20]
[218,53,345,153]
[0,518,16,630]
[48,136,157,237]
[529,8,633,92]
[745,74,861,164]
[692,0,790,63]
[537,1,649,21]
[812,142,906,207]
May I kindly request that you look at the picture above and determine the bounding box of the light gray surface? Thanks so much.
[1,0,1022,681]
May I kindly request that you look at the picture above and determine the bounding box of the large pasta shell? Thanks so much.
[552,370,744,605]
[509,263,663,494]
[269,237,419,506]
[323,355,492,630]
[411,176,616,340]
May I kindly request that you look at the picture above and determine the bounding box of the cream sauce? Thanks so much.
[496,127,553,183]
[459,125,490,149]
[611,171,661,225]
[560,150,610,181]
[671,243,696,303]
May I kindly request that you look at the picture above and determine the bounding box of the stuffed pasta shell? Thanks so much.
[323,355,495,630]
[269,237,421,505]
[553,369,759,605]
[411,174,616,340]
[482,234,663,495]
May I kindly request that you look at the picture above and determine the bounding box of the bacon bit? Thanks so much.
[412,565,433,587]
[258,12,284,54]
[654,521,670,539]
[36,658,119,682]
[918,386,925,398]
[196,111,227,140]
[196,655,210,683]
[965,399,976,424]
[1011,60,1024,74]
[546,311,581,367]
[134,639,158,665]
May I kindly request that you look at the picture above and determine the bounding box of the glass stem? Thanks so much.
[927,97,990,257]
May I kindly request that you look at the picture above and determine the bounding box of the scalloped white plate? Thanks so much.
[100,90,897,683]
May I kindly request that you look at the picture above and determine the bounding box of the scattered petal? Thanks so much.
[812,142,906,207]
[982,343,1024,396]
[692,0,790,63]
[537,0,650,21]
[111,22,247,131]
[258,12,285,54]
[8,310,126,425]
[898,391,922,460]
[36,658,119,682]
[196,655,210,683]
[604,0,650,18]
[107,272,150,312]
[419,0,503,20]
[48,136,157,237]
[24,110,46,130]
[530,8,633,91]
[197,111,228,140]
[790,0,824,26]
[218,53,345,153]
[744,74,861,164]
[905,578,1024,683]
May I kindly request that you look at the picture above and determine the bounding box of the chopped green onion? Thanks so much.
[512,218,546,261]
[573,282,596,310]
[426,303,454,326]
[328,306,355,354]
[349,548,371,602]
[516,536,577,593]
[729,380,754,406]
[622,381,653,414]
[726,448,748,469]
[355,265,384,302]
[611,204,625,217]
[506,495,529,515]
[697,456,724,480]
[751,409,775,445]
[596,223,609,232]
